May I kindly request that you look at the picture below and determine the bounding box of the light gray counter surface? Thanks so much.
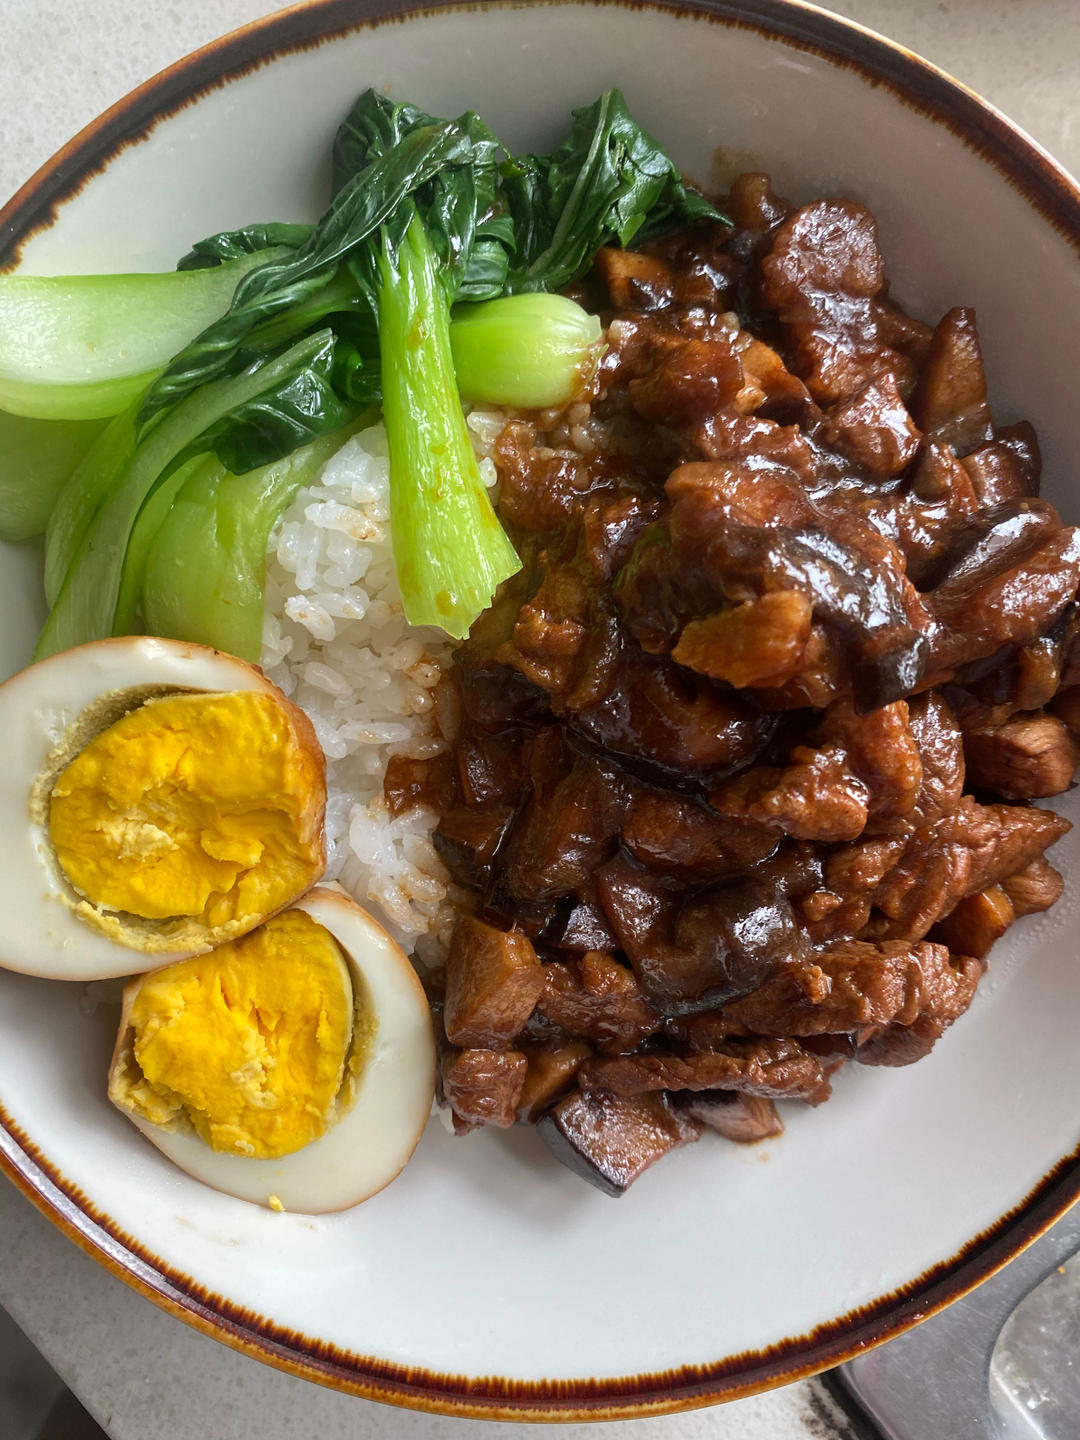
[1,3,1078,1437]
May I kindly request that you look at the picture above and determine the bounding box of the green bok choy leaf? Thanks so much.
[141,420,366,661]
[36,330,353,658]
[23,86,724,656]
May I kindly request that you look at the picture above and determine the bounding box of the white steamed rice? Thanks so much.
[259,416,501,962]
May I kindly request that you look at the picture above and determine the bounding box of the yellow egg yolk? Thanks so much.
[117,910,355,1159]
[48,691,323,931]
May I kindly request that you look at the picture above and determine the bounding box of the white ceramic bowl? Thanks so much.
[2,0,1080,1420]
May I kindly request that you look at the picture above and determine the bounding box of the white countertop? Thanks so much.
[2,3,1079,1437]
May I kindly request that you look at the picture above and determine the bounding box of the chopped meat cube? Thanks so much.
[911,307,994,455]
[536,953,661,1052]
[516,1041,593,1123]
[695,411,819,477]
[827,373,922,478]
[691,940,959,1038]
[1001,856,1064,917]
[442,1047,528,1129]
[500,560,593,697]
[594,246,676,309]
[537,1089,702,1197]
[492,422,591,533]
[738,337,813,417]
[868,829,972,941]
[907,692,966,826]
[672,1091,784,1142]
[931,886,1014,959]
[923,500,1080,680]
[963,713,1079,799]
[629,335,744,426]
[443,917,544,1048]
[825,833,911,895]
[818,699,923,823]
[855,955,982,1066]
[580,1037,833,1105]
[952,799,1071,894]
[760,199,907,403]
[664,453,808,531]
[672,591,813,688]
[643,225,744,309]
[709,746,871,842]
[867,798,1069,941]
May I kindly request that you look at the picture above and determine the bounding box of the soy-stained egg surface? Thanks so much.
[0,636,326,982]
[110,908,366,1160]
[109,888,437,1213]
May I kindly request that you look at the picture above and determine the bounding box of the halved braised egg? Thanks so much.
[107,887,436,1212]
[0,636,326,981]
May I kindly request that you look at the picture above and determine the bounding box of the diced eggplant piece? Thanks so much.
[516,1041,593,1123]
[537,1089,702,1197]
[501,749,629,903]
[621,787,778,882]
[961,422,1040,506]
[444,916,544,1047]
[441,1047,528,1129]
[433,806,514,887]
[672,1090,784,1143]
[911,307,994,455]
[933,885,1015,960]
[547,891,619,954]
[455,729,526,808]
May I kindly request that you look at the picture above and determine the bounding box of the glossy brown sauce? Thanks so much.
[392,173,1080,1193]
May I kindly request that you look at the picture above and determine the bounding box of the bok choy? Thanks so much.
[9,86,726,658]
[379,211,520,635]
[141,419,368,661]
[36,331,360,658]
[127,88,724,640]
[0,250,289,420]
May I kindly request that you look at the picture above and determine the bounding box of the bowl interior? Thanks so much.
[2,0,1080,1409]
